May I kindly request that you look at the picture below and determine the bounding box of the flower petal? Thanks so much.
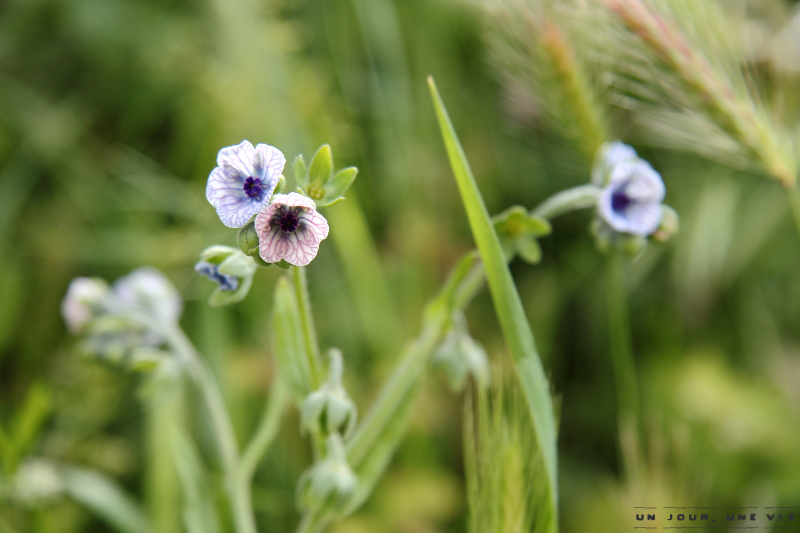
[206,168,261,228]
[255,196,329,267]
[609,159,665,204]
[217,140,256,177]
[253,143,286,187]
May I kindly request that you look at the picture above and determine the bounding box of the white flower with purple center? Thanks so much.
[597,158,666,236]
[206,140,286,228]
[255,192,329,267]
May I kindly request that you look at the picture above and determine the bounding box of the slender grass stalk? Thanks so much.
[601,0,796,187]
[234,381,287,533]
[428,76,558,533]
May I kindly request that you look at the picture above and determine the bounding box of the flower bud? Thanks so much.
[433,313,490,392]
[196,245,258,306]
[297,433,358,513]
[301,349,357,438]
[61,277,110,333]
[651,205,679,244]
[237,219,260,257]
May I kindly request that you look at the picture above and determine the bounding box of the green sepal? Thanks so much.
[492,206,551,264]
[315,167,358,207]
[516,237,542,264]
[208,275,253,307]
[237,220,260,257]
[274,174,287,195]
[200,245,239,264]
[308,144,333,186]
[294,155,308,190]
[276,259,292,270]
[217,251,257,279]
[253,255,273,268]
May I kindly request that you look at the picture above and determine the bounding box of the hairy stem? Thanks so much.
[531,184,601,220]
[291,266,326,460]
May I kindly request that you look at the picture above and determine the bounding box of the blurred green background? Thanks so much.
[1,0,800,531]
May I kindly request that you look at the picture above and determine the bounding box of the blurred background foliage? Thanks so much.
[1,0,800,531]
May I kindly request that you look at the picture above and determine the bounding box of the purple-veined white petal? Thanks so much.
[206,141,285,228]
[255,193,330,267]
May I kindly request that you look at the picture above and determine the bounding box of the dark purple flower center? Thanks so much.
[243,176,264,200]
[279,210,300,233]
[611,188,633,213]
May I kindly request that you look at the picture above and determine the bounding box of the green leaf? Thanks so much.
[308,145,333,186]
[62,466,153,533]
[293,154,308,190]
[428,76,558,533]
[207,275,253,307]
[317,167,358,207]
[273,277,313,406]
[170,428,220,533]
[516,237,542,264]
[10,383,51,468]
[524,216,551,237]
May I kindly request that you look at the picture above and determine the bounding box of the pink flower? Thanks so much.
[255,193,330,266]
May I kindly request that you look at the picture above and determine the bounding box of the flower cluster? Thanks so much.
[202,141,356,300]
[61,268,182,367]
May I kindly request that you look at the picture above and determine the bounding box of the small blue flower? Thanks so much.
[195,262,239,291]
[206,140,286,228]
[597,158,665,236]
[591,141,638,185]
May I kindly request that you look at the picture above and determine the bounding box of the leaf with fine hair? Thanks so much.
[273,277,313,406]
[428,76,558,533]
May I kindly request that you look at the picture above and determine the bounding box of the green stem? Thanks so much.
[234,381,287,533]
[605,253,641,476]
[121,312,246,532]
[292,266,322,388]
[297,256,485,532]
[290,266,326,459]
[531,184,601,220]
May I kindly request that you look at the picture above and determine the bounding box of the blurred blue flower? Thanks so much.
[597,158,665,236]
[255,192,329,266]
[591,140,638,186]
[206,140,286,228]
[195,262,239,291]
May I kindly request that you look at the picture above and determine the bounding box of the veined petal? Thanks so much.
[253,143,286,188]
[207,141,286,228]
[217,140,256,177]
[254,194,329,267]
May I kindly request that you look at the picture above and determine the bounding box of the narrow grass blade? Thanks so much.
[62,466,153,533]
[428,76,558,531]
